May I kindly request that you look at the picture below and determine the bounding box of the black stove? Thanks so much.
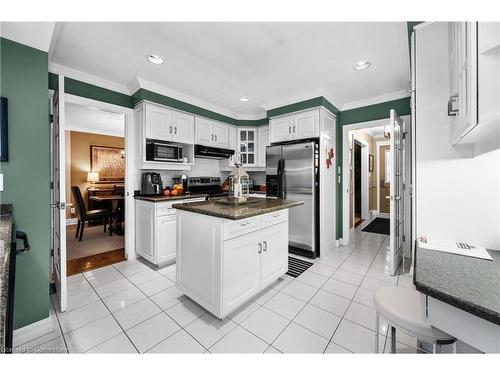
[187,176,227,198]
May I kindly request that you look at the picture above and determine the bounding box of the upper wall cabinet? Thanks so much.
[257,126,270,168]
[449,22,500,145]
[195,117,229,148]
[269,109,320,143]
[144,102,195,144]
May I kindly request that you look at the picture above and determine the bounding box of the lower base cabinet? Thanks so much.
[177,209,289,319]
[135,197,206,266]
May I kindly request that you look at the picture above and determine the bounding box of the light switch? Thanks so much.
[0,173,3,192]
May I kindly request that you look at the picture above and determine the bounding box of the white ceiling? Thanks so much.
[364,125,386,138]
[65,102,124,137]
[45,22,409,118]
[1,22,55,52]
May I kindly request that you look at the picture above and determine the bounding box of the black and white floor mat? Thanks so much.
[286,256,314,278]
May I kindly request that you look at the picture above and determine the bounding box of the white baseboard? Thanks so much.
[13,316,54,347]
[370,210,379,219]
[66,218,78,225]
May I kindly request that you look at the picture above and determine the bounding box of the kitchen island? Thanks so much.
[414,246,500,353]
[172,197,303,319]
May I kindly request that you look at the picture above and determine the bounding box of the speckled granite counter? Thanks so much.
[134,193,207,202]
[0,204,13,352]
[414,246,500,325]
[173,197,303,220]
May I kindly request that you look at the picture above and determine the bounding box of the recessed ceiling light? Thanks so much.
[239,96,250,102]
[147,54,163,65]
[354,61,371,71]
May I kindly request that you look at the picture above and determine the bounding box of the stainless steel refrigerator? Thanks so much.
[266,140,320,258]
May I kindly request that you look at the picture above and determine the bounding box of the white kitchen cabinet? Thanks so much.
[270,115,294,143]
[195,117,229,148]
[237,128,258,166]
[222,232,261,313]
[269,109,321,143]
[135,197,206,266]
[172,110,195,144]
[259,221,288,289]
[257,125,269,167]
[177,209,289,318]
[145,102,172,141]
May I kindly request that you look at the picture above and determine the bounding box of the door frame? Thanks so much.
[64,93,135,261]
[342,118,389,245]
[351,138,369,227]
[376,140,390,218]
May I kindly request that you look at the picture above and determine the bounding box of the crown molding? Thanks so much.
[339,90,410,111]
[48,63,130,95]
[132,77,266,121]
[261,90,327,112]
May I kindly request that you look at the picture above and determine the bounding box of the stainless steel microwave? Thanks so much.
[146,141,183,162]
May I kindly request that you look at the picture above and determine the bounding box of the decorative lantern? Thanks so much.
[228,153,250,204]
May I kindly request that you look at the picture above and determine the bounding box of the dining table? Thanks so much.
[89,195,124,235]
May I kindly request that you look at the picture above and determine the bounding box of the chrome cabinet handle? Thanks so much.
[258,242,262,254]
[240,222,247,227]
[174,127,177,134]
[289,126,291,133]
[211,134,214,141]
[263,241,267,252]
[293,126,296,133]
[215,134,217,142]
[169,126,173,134]
[273,213,280,217]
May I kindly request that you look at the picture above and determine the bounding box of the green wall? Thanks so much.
[1,38,50,329]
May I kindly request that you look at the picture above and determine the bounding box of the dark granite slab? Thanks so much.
[134,193,207,202]
[173,197,303,220]
[414,246,500,325]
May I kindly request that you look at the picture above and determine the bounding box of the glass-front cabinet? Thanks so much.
[238,128,257,167]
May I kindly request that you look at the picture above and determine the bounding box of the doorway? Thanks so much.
[353,140,363,227]
[64,102,126,275]
[49,75,135,312]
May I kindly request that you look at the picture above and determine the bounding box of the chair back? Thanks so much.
[113,184,125,196]
[71,186,87,219]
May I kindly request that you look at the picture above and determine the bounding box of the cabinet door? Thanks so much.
[146,103,172,141]
[238,128,257,166]
[222,232,261,314]
[213,122,229,148]
[270,115,293,143]
[156,214,177,264]
[260,222,288,289]
[135,201,155,263]
[227,125,237,151]
[195,117,214,146]
[294,110,319,140]
[257,126,269,167]
[172,111,195,144]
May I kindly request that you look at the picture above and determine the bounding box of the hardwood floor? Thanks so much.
[354,216,364,228]
[66,248,125,276]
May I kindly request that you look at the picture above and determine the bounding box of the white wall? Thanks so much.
[415,22,500,249]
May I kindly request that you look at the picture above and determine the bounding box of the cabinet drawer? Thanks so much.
[157,207,176,217]
[223,216,261,240]
[261,209,288,227]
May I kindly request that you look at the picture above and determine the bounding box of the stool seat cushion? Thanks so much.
[374,286,454,341]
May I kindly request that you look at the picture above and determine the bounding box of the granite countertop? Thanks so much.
[414,246,500,325]
[134,193,208,202]
[173,197,303,220]
[0,204,13,352]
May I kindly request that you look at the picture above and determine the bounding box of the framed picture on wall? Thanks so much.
[369,154,374,172]
[0,97,8,162]
[90,145,125,182]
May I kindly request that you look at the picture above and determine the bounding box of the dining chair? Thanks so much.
[71,186,112,241]
[112,184,125,234]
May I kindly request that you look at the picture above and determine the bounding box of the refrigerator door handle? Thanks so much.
[280,158,286,199]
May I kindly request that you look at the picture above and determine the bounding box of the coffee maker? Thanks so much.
[141,172,163,195]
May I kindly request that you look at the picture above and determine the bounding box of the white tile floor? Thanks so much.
[13,219,479,354]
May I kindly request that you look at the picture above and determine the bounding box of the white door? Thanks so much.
[195,117,214,146]
[260,222,288,289]
[257,126,269,167]
[146,103,172,141]
[389,109,405,275]
[293,110,319,139]
[172,111,194,144]
[222,232,261,313]
[157,214,177,264]
[51,75,67,312]
[270,115,293,143]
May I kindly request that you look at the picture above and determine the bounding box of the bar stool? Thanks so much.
[374,286,457,353]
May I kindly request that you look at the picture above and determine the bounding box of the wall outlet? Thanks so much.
[70,207,75,214]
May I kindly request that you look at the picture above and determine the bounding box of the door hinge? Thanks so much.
[50,248,54,257]
[49,114,54,123]
[403,235,406,242]
[50,181,54,189]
